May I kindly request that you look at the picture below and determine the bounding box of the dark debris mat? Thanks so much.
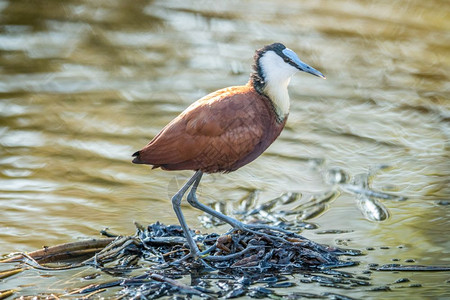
[72,222,362,299]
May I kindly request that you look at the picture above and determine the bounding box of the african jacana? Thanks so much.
[133,43,325,259]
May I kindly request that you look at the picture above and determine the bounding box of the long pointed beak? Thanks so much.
[282,48,326,79]
[296,60,326,79]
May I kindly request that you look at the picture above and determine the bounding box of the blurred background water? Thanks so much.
[0,0,449,298]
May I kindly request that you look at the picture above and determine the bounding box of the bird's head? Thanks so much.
[251,43,325,93]
[249,43,325,119]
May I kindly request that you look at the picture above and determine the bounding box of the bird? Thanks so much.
[132,42,325,260]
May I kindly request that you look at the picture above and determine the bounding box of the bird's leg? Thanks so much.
[186,175,298,244]
[171,170,203,259]
[187,172,242,229]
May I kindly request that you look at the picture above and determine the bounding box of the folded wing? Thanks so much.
[133,85,272,173]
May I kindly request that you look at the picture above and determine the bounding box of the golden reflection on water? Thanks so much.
[0,0,449,297]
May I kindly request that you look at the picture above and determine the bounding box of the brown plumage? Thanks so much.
[132,83,286,173]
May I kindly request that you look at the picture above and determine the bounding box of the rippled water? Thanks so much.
[0,0,449,298]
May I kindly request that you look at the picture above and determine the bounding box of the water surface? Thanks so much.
[0,0,449,298]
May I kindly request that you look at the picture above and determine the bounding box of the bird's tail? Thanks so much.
[131,151,143,164]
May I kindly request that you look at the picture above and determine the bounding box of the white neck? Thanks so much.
[259,51,298,118]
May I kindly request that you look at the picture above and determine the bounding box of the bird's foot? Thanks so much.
[203,244,261,262]
[169,249,216,271]
[230,221,302,244]
[245,223,301,236]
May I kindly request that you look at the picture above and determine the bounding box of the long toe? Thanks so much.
[169,250,215,270]
[245,223,301,237]
[230,222,302,244]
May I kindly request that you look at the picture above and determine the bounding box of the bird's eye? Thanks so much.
[284,58,290,63]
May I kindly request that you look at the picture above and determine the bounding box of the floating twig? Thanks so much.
[376,264,450,272]
[1,238,114,264]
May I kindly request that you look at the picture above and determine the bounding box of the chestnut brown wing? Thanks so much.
[134,86,269,173]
